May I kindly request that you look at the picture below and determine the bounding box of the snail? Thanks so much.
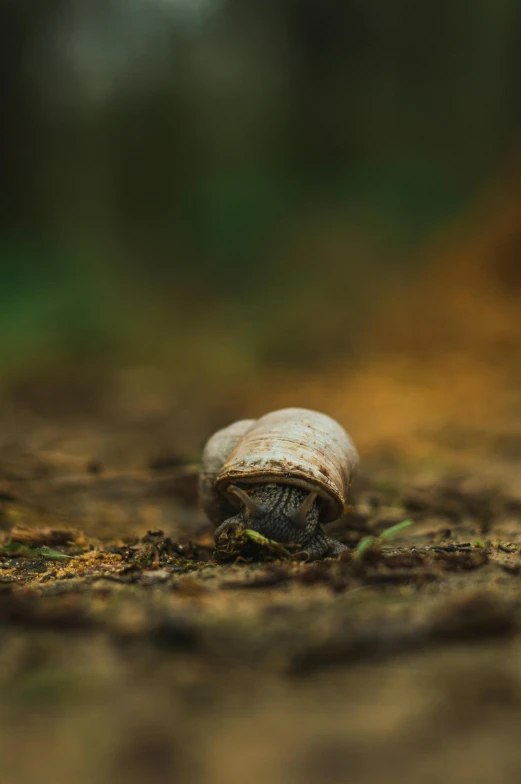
[199,408,359,558]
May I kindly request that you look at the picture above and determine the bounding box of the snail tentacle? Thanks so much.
[228,484,267,519]
[290,491,318,528]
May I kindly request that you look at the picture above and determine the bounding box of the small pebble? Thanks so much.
[142,569,170,584]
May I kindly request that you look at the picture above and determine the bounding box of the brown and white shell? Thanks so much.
[198,408,358,525]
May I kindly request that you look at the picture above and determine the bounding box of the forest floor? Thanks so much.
[2,378,521,784]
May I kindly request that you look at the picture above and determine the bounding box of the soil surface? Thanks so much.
[2,395,521,784]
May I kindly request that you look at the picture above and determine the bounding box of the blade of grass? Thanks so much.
[355,536,375,556]
[0,542,71,561]
[244,529,294,557]
[35,547,71,562]
[355,519,414,558]
[379,520,413,539]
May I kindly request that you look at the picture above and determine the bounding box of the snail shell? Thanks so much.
[199,408,358,526]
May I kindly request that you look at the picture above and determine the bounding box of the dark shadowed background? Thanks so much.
[3,0,521,395]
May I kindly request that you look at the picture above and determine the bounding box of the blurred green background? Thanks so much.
[2,0,521,382]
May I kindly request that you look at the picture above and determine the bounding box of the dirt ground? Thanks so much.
[1,382,521,784]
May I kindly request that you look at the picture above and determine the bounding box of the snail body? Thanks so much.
[199,408,358,558]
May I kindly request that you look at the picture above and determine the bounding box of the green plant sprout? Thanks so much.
[355,519,413,558]
[0,542,71,561]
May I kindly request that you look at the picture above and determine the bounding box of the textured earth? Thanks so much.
[2,396,521,784]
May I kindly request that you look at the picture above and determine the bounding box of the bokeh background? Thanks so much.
[3,0,521,467]
[5,6,521,784]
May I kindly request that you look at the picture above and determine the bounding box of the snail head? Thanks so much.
[225,483,319,537]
